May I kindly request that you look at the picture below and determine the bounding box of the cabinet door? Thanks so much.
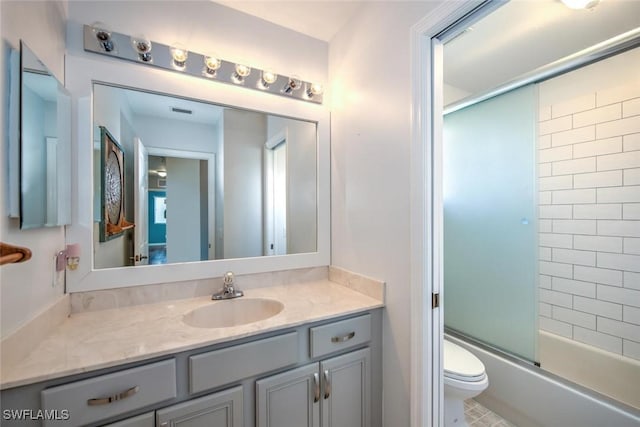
[256,363,320,427]
[101,412,155,427]
[320,348,370,427]
[156,386,243,427]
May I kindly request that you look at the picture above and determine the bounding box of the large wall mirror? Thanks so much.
[19,41,71,229]
[92,83,317,269]
[65,55,329,292]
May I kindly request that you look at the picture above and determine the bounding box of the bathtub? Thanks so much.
[539,330,640,410]
[445,333,640,427]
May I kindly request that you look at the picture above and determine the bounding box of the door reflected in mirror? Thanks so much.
[19,41,71,229]
[93,84,318,269]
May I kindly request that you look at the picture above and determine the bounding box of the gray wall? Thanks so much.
[222,109,266,259]
[267,116,317,254]
[166,157,202,263]
[92,84,136,269]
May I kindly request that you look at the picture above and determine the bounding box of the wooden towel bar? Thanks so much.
[0,242,32,266]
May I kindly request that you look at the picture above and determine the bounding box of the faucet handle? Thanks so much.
[212,271,242,300]
[223,271,234,286]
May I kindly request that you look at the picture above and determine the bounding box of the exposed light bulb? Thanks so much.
[203,55,221,77]
[170,44,188,69]
[131,35,153,62]
[283,75,302,94]
[232,63,251,84]
[91,22,114,52]
[235,64,251,77]
[561,0,600,10]
[306,83,324,98]
[259,69,278,89]
[157,171,167,178]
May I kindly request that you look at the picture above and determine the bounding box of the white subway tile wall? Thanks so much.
[624,271,640,290]
[625,135,640,152]
[573,137,622,159]
[538,82,640,361]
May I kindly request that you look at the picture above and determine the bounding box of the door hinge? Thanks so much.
[432,293,440,309]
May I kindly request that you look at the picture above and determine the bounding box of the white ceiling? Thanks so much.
[444,0,640,102]
[215,0,365,42]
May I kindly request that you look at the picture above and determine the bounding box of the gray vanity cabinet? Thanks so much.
[256,348,370,427]
[320,348,370,427]
[1,310,381,427]
[41,359,177,426]
[156,386,243,427]
[103,386,243,427]
[102,412,155,427]
[256,364,320,427]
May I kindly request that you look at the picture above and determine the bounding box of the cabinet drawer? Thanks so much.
[310,314,371,358]
[41,359,176,427]
[190,332,298,394]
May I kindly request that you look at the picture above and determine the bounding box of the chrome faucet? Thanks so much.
[212,271,244,300]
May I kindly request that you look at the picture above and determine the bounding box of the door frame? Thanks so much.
[133,137,149,266]
[263,127,288,256]
[409,1,489,426]
[146,147,216,261]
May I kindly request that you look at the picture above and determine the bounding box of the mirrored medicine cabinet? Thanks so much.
[15,41,71,229]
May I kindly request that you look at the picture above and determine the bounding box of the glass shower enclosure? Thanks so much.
[443,84,538,363]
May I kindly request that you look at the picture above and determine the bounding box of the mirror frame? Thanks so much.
[66,54,330,292]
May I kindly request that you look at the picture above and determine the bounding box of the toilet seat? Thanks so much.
[444,340,486,382]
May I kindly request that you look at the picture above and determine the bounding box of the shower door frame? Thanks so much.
[408,1,495,426]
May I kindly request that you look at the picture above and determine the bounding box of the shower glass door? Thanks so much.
[443,84,538,362]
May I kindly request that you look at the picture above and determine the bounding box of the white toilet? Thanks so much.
[444,339,489,427]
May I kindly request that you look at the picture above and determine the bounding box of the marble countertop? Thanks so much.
[1,280,383,390]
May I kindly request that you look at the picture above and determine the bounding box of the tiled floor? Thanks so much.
[464,399,517,427]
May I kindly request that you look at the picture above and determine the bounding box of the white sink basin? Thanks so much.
[183,298,284,328]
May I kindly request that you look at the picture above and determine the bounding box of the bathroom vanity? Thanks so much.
[0,279,383,427]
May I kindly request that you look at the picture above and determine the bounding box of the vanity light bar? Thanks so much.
[82,25,323,105]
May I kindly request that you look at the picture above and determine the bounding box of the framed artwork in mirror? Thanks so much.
[99,126,133,241]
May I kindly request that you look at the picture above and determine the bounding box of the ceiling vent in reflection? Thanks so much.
[561,0,600,10]
[171,107,193,115]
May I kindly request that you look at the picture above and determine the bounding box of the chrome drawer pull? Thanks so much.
[87,385,140,406]
[331,331,355,343]
[313,373,320,403]
[323,370,331,399]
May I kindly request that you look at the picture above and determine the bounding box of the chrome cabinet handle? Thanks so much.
[313,373,320,403]
[331,331,355,343]
[87,385,139,406]
[323,370,331,399]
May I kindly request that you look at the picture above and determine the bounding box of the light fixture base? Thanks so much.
[82,25,323,104]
